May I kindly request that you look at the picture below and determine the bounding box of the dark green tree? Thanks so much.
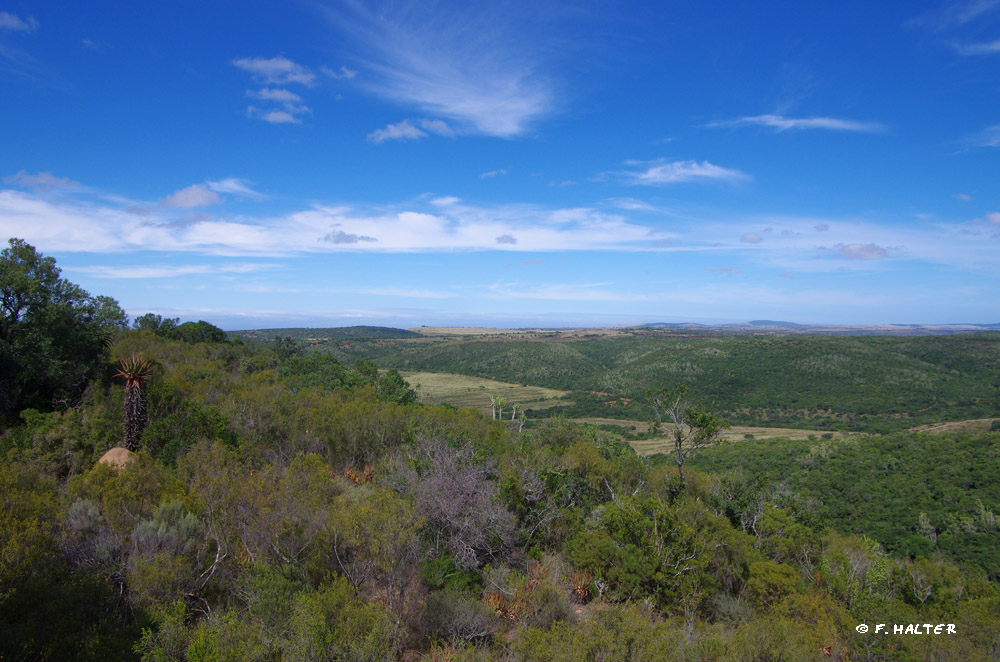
[132,312,180,336]
[0,238,127,423]
[172,320,227,344]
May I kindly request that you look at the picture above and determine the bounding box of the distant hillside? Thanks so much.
[316,331,1000,433]
[232,326,421,344]
[638,321,1000,335]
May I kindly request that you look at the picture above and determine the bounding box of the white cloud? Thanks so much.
[954,38,1000,54]
[367,118,452,143]
[367,120,427,143]
[971,124,1000,147]
[320,229,378,244]
[70,263,276,279]
[481,169,507,179]
[986,212,1000,225]
[325,2,554,137]
[954,193,972,201]
[206,178,264,198]
[740,233,763,244]
[495,234,518,245]
[705,265,743,275]
[322,65,358,79]
[488,281,651,302]
[247,105,309,124]
[708,114,884,132]
[163,185,221,208]
[622,159,748,185]
[0,12,38,32]
[231,56,316,86]
[247,87,303,103]
[833,243,888,260]
[4,171,79,191]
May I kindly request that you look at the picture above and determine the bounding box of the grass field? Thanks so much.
[627,426,850,456]
[908,418,999,435]
[400,371,570,414]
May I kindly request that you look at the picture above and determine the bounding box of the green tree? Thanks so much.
[172,320,227,344]
[648,385,725,491]
[132,313,180,337]
[0,238,127,423]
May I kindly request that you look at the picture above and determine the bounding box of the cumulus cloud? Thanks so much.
[322,65,358,79]
[834,243,888,260]
[622,159,748,185]
[247,108,308,124]
[163,185,221,209]
[0,11,38,32]
[741,233,763,244]
[232,56,316,86]
[367,118,453,143]
[495,234,518,245]
[234,57,319,124]
[707,114,884,132]
[320,230,378,244]
[247,87,303,103]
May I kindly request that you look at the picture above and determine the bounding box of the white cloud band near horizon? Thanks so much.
[2,178,998,276]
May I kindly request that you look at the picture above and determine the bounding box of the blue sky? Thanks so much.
[2,0,999,329]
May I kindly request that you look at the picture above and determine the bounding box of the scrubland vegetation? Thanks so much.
[3,239,1000,661]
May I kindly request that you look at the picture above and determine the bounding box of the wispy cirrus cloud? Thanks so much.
[707,114,885,132]
[206,178,264,198]
[906,1,1000,55]
[69,263,277,279]
[969,124,1000,147]
[323,1,557,137]
[621,159,748,186]
[0,11,38,32]
[953,38,1000,53]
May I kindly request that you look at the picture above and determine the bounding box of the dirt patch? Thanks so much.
[98,447,136,470]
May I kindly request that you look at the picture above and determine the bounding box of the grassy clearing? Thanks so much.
[571,417,846,444]
[401,371,570,415]
[908,418,999,434]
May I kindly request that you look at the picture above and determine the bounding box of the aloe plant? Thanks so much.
[114,353,152,451]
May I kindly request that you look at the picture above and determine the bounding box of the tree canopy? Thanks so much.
[0,238,127,422]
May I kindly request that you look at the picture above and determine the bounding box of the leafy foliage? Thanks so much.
[1,238,128,423]
[2,304,1000,659]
